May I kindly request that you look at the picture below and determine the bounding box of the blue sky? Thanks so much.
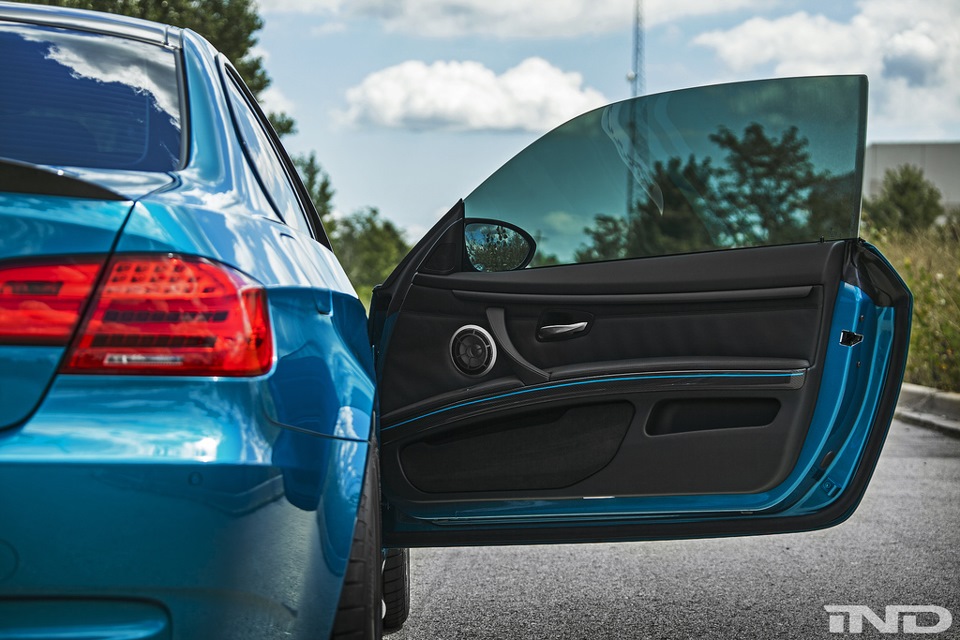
[254,0,960,239]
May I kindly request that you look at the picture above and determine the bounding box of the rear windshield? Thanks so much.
[0,22,182,172]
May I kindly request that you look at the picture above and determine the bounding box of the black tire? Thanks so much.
[330,447,383,640]
[381,548,410,634]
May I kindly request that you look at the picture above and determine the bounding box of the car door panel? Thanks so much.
[377,243,906,546]
[373,76,911,547]
[380,241,842,420]
[379,243,842,508]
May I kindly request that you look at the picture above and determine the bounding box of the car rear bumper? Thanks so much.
[0,443,368,639]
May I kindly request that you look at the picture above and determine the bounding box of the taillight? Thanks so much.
[62,254,273,376]
[0,259,104,345]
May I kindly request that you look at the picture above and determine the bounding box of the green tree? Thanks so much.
[575,124,857,262]
[293,152,335,226]
[465,223,532,272]
[862,172,957,392]
[266,112,297,138]
[575,154,718,262]
[575,214,630,263]
[631,154,718,256]
[289,155,411,307]
[333,208,410,305]
[15,0,296,136]
[709,123,827,245]
[863,164,944,232]
[528,231,560,267]
[288,156,408,302]
[529,251,560,268]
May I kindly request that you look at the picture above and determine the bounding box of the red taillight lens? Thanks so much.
[62,255,273,376]
[0,260,104,345]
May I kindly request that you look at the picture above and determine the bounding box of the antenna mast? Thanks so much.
[625,0,646,215]
[630,0,644,98]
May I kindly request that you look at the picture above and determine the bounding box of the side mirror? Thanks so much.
[464,219,537,272]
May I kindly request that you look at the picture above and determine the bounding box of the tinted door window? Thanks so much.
[464,76,867,266]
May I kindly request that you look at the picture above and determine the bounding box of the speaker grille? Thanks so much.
[450,325,497,376]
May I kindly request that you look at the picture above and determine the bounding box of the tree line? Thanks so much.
[575,123,859,263]
[862,163,959,393]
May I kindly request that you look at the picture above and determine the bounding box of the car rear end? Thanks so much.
[0,6,372,638]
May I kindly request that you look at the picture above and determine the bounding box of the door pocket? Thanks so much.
[400,401,634,493]
[646,398,781,436]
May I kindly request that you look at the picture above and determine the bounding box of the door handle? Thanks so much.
[486,308,550,385]
[538,321,589,340]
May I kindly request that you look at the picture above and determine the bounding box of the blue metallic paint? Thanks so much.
[0,600,170,640]
[0,194,133,260]
[0,346,61,431]
[0,442,369,639]
[0,194,133,429]
[0,12,375,639]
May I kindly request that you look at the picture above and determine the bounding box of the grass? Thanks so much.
[865,225,960,392]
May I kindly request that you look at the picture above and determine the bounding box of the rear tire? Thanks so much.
[330,446,382,640]
[381,548,410,634]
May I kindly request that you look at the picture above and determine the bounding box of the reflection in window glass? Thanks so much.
[464,222,532,272]
[464,76,867,266]
[223,70,307,232]
[0,23,182,171]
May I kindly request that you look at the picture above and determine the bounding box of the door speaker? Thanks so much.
[450,325,497,376]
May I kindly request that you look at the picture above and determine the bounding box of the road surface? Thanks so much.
[392,420,960,639]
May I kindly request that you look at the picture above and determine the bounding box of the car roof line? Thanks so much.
[0,1,182,48]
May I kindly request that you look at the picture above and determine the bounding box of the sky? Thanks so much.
[253,0,960,240]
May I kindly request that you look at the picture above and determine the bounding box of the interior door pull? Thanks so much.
[485,307,550,385]
[539,321,589,340]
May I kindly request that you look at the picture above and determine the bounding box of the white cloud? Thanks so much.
[258,85,296,115]
[310,22,347,36]
[257,0,340,14]
[4,25,181,126]
[261,0,769,38]
[249,44,270,64]
[693,0,960,139]
[340,57,607,132]
[694,12,866,75]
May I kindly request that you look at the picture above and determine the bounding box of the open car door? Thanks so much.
[371,76,911,547]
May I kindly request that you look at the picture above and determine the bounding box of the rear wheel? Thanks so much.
[330,446,382,640]
[381,548,410,634]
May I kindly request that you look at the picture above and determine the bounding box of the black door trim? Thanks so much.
[451,285,814,306]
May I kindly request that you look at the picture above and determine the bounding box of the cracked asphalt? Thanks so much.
[392,420,960,639]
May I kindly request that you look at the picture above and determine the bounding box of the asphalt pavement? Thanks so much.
[392,420,960,639]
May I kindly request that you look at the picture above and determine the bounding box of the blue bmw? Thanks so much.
[0,3,911,639]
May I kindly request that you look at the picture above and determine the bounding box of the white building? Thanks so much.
[863,142,960,209]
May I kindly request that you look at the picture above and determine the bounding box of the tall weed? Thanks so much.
[867,226,960,392]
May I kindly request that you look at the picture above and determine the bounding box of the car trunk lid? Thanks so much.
[0,160,149,429]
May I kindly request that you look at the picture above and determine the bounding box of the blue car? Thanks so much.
[0,3,911,639]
